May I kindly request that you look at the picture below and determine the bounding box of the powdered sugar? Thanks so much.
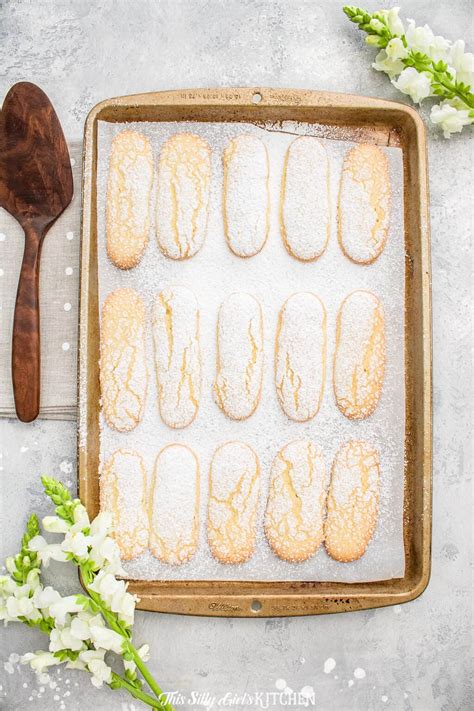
[281,136,330,261]
[223,134,269,257]
[214,292,264,420]
[93,118,406,583]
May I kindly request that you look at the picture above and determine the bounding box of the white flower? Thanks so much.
[386,37,408,62]
[32,586,62,614]
[65,648,105,673]
[137,643,150,662]
[88,534,122,571]
[89,571,137,626]
[49,595,83,625]
[28,536,68,566]
[80,648,106,664]
[430,101,472,138]
[6,594,41,622]
[429,35,451,64]
[90,511,113,536]
[379,7,404,37]
[88,658,113,688]
[5,558,17,575]
[70,612,94,641]
[89,623,124,654]
[450,40,474,87]
[21,651,59,674]
[405,19,450,63]
[405,19,435,53]
[25,569,41,592]
[392,67,432,103]
[49,625,85,653]
[124,657,136,674]
[72,504,90,531]
[372,38,408,79]
[61,531,90,559]
[100,558,126,578]
[42,516,70,534]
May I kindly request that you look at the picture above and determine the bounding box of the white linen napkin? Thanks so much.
[0,142,82,420]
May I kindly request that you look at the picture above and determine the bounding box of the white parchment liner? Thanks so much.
[95,119,405,582]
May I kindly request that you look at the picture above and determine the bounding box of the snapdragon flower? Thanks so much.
[344,5,474,137]
[3,477,174,710]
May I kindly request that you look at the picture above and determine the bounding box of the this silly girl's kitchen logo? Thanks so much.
[158,684,316,709]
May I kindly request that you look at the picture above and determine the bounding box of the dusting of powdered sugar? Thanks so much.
[88,118,406,583]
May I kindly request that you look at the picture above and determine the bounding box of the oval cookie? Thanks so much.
[214,292,264,420]
[223,135,270,257]
[100,288,148,431]
[281,136,330,261]
[338,143,391,264]
[149,444,200,565]
[333,290,385,420]
[152,286,201,428]
[156,133,211,260]
[100,449,149,560]
[264,439,327,562]
[275,292,326,421]
[106,130,154,269]
[325,440,380,562]
[208,442,260,564]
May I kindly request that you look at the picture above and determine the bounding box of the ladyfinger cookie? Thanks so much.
[100,449,149,560]
[333,290,385,420]
[338,143,391,264]
[214,292,264,420]
[325,440,380,562]
[207,442,260,564]
[264,439,327,562]
[100,288,148,432]
[152,285,201,429]
[106,130,153,269]
[156,133,211,259]
[275,292,326,422]
[223,135,270,257]
[149,444,200,565]
[281,136,330,261]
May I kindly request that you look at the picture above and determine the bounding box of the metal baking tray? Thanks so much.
[78,88,432,617]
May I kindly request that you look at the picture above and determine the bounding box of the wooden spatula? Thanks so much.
[0,82,73,422]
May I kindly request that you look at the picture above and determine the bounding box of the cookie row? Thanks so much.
[99,288,386,431]
[106,131,391,268]
[100,439,380,566]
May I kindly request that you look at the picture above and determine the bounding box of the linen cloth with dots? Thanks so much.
[0,142,81,420]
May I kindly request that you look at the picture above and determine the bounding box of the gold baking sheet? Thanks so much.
[78,88,432,617]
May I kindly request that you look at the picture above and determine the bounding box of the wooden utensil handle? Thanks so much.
[12,223,43,422]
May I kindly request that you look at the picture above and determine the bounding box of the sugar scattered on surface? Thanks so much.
[88,118,406,583]
[324,658,336,674]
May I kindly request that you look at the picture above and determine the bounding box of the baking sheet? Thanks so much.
[96,119,405,583]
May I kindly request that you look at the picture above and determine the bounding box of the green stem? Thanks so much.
[111,673,168,709]
[79,566,173,710]
[126,644,174,711]
[417,61,474,107]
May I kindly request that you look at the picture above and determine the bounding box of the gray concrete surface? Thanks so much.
[0,1,472,709]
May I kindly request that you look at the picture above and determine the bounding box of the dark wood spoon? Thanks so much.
[0,82,73,422]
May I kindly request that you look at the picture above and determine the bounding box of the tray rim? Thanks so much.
[78,87,432,617]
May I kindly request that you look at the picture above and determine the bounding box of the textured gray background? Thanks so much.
[0,1,472,710]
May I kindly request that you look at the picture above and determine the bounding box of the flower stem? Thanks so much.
[111,673,170,709]
[126,644,174,711]
[410,59,474,107]
[79,566,172,710]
